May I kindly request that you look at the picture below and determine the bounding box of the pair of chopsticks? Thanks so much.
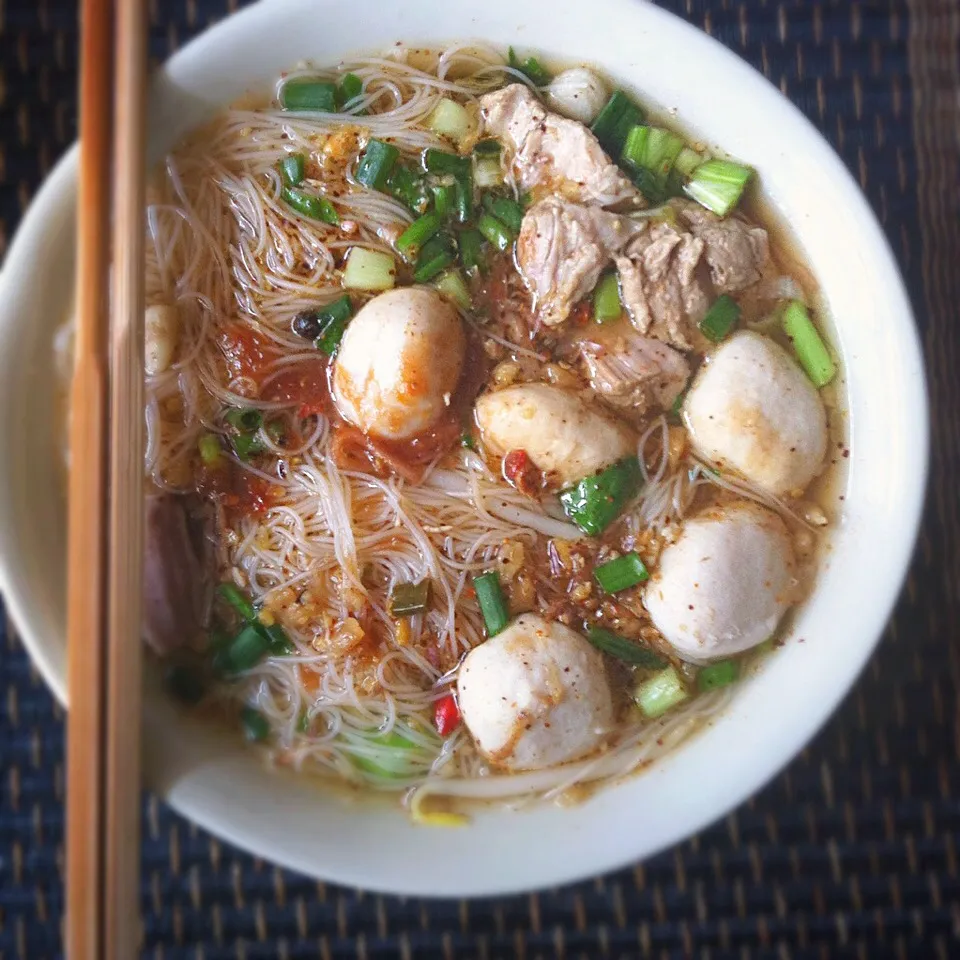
[66,0,148,956]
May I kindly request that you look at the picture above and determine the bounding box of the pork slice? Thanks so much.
[143,494,212,655]
[480,84,642,208]
[576,323,690,417]
[679,203,770,292]
[615,222,710,350]
[516,197,645,327]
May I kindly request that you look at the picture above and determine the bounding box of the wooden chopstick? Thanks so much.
[65,0,115,954]
[104,0,148,954]
[67,0,148,956]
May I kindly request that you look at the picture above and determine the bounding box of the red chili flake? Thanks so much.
[434,693,461,737]
[503,449,543,496]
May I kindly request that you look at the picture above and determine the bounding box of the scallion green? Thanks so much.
[218,623,270,674]
[413,233,457,283]
[698,294,741,342]
[477,213,513,252]
[473,138,502,157]
[386,164,431,214]
[338,72,364,108]
[482,194,524,234]
[355,139,400,191]
[225,408,263,433]
[473,571,509,637]
[458,228,485,275]
[232,433,265,461]
[396,212,443,261]
[432,183,456,219]
[585,626,666,668]
[634,666,690,718]
[507,47,551,87]
[593,272,622,323]
[674,146,703,178]
[315,316,347,355]
[558,457,643,536]
[280,78,338,112]
[683,159,752,217]
[591,90,644,155]
[241,707,271,742]
[281,186,340,225]
[698,659,740,691]
[198,432,223,466]
[594,553,649,593]
[217,582,257,621]
[278,152,306,187]
[781,300,836,387]
[423,149,471,177]
[433,267,472,310]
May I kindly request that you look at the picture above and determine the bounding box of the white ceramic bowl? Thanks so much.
[0,0,927,896]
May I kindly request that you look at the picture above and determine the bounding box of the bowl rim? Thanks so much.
[0,0,929,896]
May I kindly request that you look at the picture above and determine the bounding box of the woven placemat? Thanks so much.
[1,1,958,957]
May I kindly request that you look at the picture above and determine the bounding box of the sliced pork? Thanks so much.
[515,197,643,327]
[479,84,642,208]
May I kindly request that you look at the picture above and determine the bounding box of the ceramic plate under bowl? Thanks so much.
[0,0,927,896]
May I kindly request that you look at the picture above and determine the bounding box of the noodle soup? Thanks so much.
[134,44,842,820]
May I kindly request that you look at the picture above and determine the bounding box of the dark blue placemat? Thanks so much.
[1,1,958,958]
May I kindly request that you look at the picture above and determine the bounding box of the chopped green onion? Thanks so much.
[164,663,206,705]
[674,146,703,178]
[683,159,752,217]
[698,659,740,691]
[473,138,502,157]
[218,623,270,674]
[386,164,431,214]
[632,166,670,205]
[355,139,400,191]
[423,149,471,177]
[591,90,644,155]
[280,78,338,112]
[593,272,622,323]
[669,392,686,418]
[342,247,396,291]
[240,707,270,742]
[350,730,425,779]
[426,97,472,144]
[389,580,431,617]
[558,456,644,536]
[396,211,443,260]
[474,155,503,189]
[264,623,295,656]
[217,582,257,621]
[621,125,650,171]
[458,228,485,275]
[477,213,513,252]
[635,666,689,718]
[315,316,347,355]
[281,186,340,224]
[453,175,473,222]
[643,127,685,178]
[198,432,223,466]
[473,571,509,637]
[594,553,649,593]
[432,183,456,219]
[225,408,263,433]
[413,234,457,283]
[507,47,551,87]
[781,300,836,387]
[278,152,306,187]
[314,294,353,326]
[585,626,666,669]
[482,194,524,234]
[699,294,741,342]
[433,267,472,310]
[232,433,265,461]
[338,72,364,108]
[461,432,477,451]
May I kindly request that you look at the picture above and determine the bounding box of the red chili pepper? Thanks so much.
[434,693,460,737]
[503,449,531,484]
